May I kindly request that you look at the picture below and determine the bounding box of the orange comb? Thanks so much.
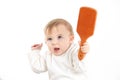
[77,7,97,60]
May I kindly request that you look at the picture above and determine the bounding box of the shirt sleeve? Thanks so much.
[71,43,86,72]
[28,50,47,73]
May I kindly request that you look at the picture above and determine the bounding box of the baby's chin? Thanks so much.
[52,52,64,56]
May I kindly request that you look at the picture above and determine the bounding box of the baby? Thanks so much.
[28,18,89,80]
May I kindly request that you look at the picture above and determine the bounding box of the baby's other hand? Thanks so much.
[81,42,89,53]
[31,43,43,50]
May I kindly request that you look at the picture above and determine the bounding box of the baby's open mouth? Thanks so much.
[54,48,60,51]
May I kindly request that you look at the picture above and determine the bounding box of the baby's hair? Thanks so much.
[44,18,74,35]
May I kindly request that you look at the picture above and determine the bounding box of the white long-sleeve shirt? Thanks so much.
[28,42,87,80]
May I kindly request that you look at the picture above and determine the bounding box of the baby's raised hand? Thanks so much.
[80,42,89,53]
[78,42,90,60]
[31,43,43,50]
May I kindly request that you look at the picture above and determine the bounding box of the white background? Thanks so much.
[0,0,120,80]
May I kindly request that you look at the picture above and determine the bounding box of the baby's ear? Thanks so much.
[70,35,74,42]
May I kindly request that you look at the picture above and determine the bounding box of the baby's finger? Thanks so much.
[33,43,42,47]
[81,46,89,53]
[32,44,39,47]
[83,42,88,45]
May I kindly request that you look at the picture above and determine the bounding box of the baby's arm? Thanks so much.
[78,42,89,60]
[28,43,47,73]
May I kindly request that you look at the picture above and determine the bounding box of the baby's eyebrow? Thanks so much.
[46,35,52,38]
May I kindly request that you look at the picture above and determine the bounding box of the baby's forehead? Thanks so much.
[45,24,69,34]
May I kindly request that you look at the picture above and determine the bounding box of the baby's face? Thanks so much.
[45,24,74,56]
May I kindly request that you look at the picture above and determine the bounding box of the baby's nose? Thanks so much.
[52,39,58,45]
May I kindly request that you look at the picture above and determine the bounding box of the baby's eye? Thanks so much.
[58,36,62,39]
[47,38,52,41]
